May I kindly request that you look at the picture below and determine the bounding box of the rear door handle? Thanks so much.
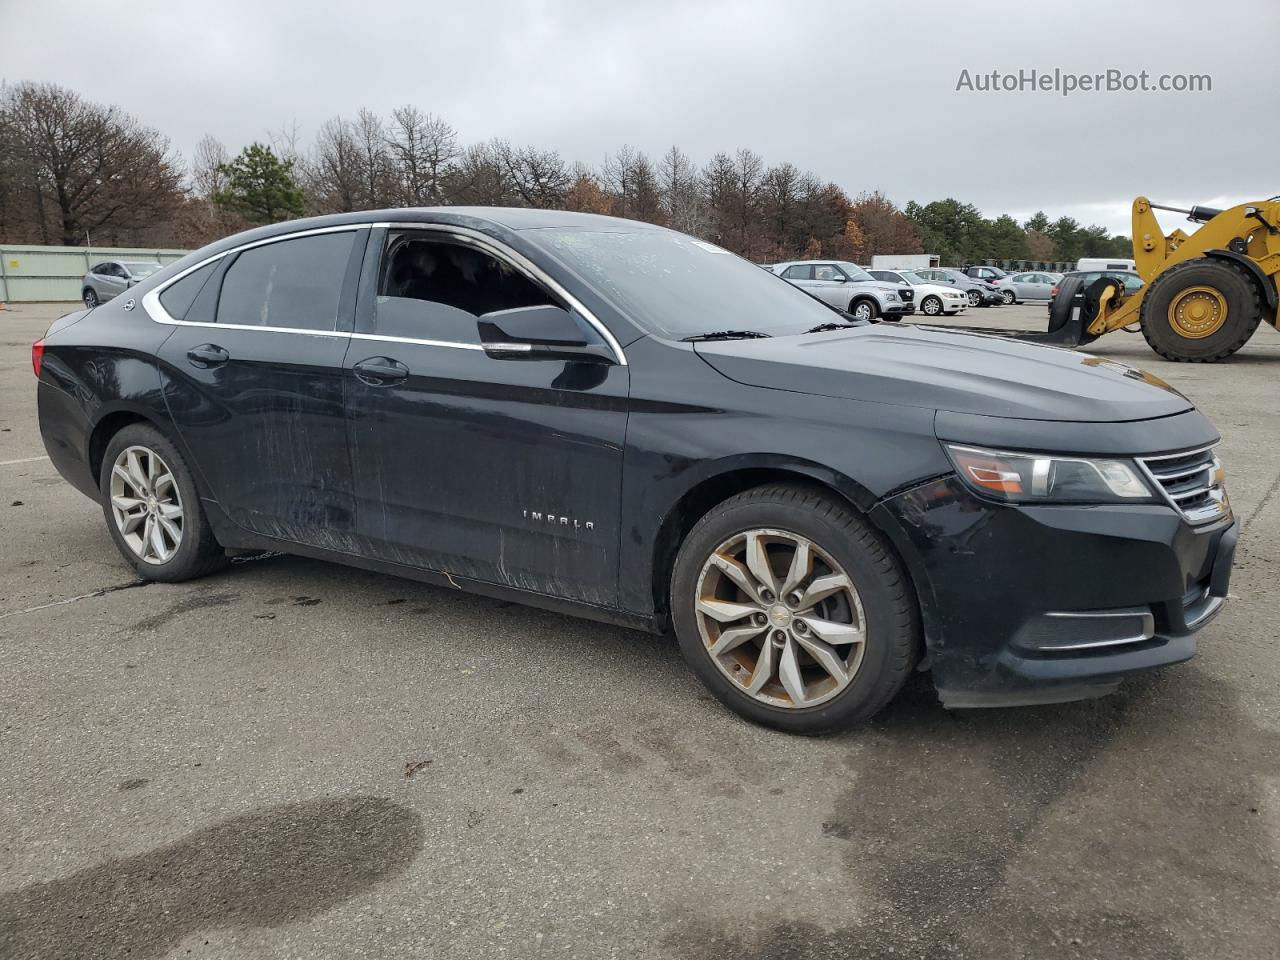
[186,343,229,368]
[353,356,410,386]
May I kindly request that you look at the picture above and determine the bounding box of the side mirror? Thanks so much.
[477,305,614,363]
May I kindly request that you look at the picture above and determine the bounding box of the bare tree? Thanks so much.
[307,116,363,213]
[444,140,520,205]
[191,134,229,200]
[502,144,570,208]
[602,145,661,222]
[658,145,704,235]
[1,81,183,245]
[387,106,457,205]
[354,108,395,208]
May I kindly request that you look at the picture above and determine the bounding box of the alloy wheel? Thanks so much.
[693,528,867,709]
[853,302,873,320]
[967,290,981,307]
[84,290,98,309]
[1001,290,1015,304]
[109,445,183,564]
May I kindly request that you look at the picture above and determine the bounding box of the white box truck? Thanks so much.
[871,254,941,270]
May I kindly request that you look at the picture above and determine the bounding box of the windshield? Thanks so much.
[900,271,927,284]
[122,262,160,278]
[533,228,842,338]
[835,262,875,282]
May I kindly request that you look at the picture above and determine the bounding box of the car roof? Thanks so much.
[189,207,667,261]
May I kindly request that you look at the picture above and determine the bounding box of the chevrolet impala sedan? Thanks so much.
[34,208,1235,733]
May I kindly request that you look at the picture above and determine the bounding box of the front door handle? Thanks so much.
[186,343,229,369]
[353,356,410,386]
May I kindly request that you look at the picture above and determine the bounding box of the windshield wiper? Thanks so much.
[804,321,861,333]
[680,330,772,342]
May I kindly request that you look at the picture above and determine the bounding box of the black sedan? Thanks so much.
[33,209,1235,733]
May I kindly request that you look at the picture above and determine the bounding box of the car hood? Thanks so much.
[853,280,906,294]
[912,282,963,297]
[693,324,1193,423]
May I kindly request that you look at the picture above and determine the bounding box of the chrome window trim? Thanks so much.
[351,332,483,351]
[372,221,627,366]
[140,224,368,331]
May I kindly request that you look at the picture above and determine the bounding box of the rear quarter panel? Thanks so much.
[37,299,177,499]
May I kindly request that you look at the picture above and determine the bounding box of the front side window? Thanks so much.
[372,232,561,344]
[813,264,843,281]
[533,228,842,339]
[217,232,354,331]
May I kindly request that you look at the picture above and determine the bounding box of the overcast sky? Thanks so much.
[4,0,1277,235]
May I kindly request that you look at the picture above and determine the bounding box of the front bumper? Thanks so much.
[871,475,1235,708]
[883,303,916,318]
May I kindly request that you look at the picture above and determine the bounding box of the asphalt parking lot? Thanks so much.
[2,301,1278,960]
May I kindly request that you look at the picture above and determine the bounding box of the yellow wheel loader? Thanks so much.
[1031,197,1280,361]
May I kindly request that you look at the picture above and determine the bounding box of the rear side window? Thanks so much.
[781,265,811,280]
[217,232,355,331]
[158,261,217,321]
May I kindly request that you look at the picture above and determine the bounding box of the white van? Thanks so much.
[1075,257,1136,272]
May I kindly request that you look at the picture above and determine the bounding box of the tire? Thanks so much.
[920,295,942,317]
[849,298,878,321]
[670,483,919,734]
[966,289,981,308]
[1000,290,1016,305]
[1139,259,1263,362]
[83,288,99,309]
[98,422,227,582]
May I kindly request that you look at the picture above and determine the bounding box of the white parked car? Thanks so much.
[867,269,969,317]
[993,271,1064,304]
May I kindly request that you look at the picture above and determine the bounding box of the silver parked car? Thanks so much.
[994,271,1064,304]
[81,260,163,308]
[770,260,914,320]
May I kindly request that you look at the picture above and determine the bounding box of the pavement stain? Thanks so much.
[666,669,1280,960]
[129,592,239,634]
[0,796,423,960]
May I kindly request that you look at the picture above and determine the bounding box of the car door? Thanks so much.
[342,225,630,607]
[154,225,367,549]
[780,263,820,299]
[96,263,129,301]
[809,263,851,306]
[1028,273,1054,299]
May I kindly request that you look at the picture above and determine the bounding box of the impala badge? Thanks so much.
[523,509,594,530]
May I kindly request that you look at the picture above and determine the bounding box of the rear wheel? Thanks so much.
[83,288,98,309]
[920,295,942,317]
[1139,259,1263,361]
[849,298,878,321]
[99,423,227,582]
[1000,289,1016,305]
[670,484,918,734]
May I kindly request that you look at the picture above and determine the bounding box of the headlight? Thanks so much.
[884,292,899,301]
[945,444,1153,503]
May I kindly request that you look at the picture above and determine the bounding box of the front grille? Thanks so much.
[1137,445,1229,525]
[899,288,913,302]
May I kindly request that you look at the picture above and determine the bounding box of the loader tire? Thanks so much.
[1139,259,1262,362]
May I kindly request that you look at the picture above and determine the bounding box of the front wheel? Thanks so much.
[920,295,942,317]
[83,288,99,309]
[1000,290,1016,305]
[1139,259,1263,361]
[99,423,227,582]
[966,289,981,307]
[670,484,919,734]
[850,299,878,321]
